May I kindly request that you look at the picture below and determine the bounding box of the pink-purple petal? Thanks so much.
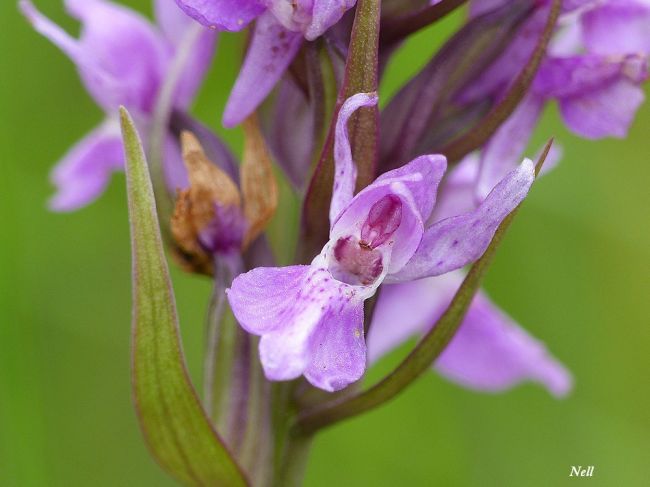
[581,2,650,56]
[305,302,366,392]
[49,122,124,212]
[368,272,573,397]
[559,79,646,139]
[63,0,169,113]
[305,0,357,40]
[222,12,303,127]
[330,92,379,225]
[227,263,368,389]
[374,154,447,223]
[390,159,535,282]
[227,265,312,335]
[155,0,218,108]
[476,94,543,200]
[174,0,265,31]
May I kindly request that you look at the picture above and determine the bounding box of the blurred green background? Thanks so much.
[1,1,649,486]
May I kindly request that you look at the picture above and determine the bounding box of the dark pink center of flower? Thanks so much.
[360,195,403,249]
[331,236,384,286]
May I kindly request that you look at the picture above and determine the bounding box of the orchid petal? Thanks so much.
[223,12,303,127]
[305,0,357,40]
[49,121,124,211]
[174,0,265,31]
[534,55,648,99]
[389,159,535,282]
[330,92,379,226]
[304,301,366,392]
[581,2,650,56]
[559,79,646,139]
[476,94,543,200]
[227,264,367,389]
[156,0,195,42]
[155,0,217,108]
[227,265,311,335]
[64,0,169,113]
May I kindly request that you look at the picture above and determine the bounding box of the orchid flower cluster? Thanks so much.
[22,0,648,485]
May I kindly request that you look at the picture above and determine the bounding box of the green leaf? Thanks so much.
[298,0,381,263]
[120,107,248,487]
[295,141,554,435]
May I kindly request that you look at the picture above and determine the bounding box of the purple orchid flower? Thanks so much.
[174,0,356,127]
[367,152,572,397]
[20,0,216,211]
[467,0,649,201]
[226,93,537,392]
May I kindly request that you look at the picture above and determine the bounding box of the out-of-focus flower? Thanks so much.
[226,93,536,391]
[367,270,573,397]
[175,0,356,126]
[20,0,216,211]
[468,0,649,199]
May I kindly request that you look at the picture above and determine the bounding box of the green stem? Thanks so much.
[274,432,314,487]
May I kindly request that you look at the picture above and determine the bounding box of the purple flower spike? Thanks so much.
[20,0,216,210]
[473,0,650,192]
[228,93,537,391]
[368,271,573,397]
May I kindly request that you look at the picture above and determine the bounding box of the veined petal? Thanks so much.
[227,264,368,389]
[368,272,573,397]
[49,121,124,211]
[174,0,265,31]
[227,265,312,335]
[331,92,379,226]
[389,159,535,282]
[304,301,366,392]
[223,12,303,127]
[476,94,544,200]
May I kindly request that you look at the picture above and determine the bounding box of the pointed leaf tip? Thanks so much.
[535,138,554,177]
[120,108,249,487]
